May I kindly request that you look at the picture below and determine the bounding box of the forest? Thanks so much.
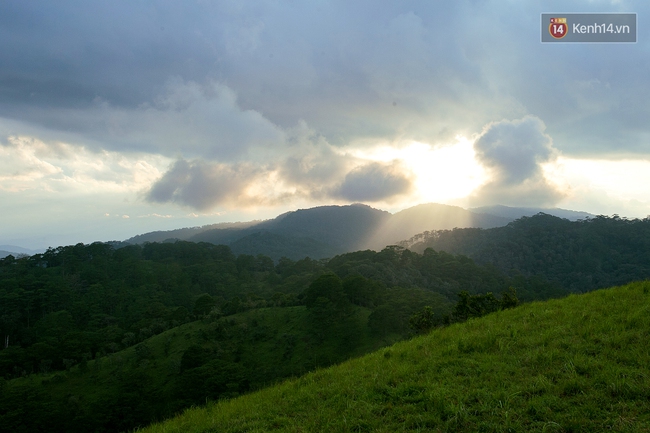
[403,213,650,293]
[1,213,648,432]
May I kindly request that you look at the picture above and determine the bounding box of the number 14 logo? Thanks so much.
[549,17,568,39]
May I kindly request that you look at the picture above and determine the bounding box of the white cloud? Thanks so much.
[0,132,170,195]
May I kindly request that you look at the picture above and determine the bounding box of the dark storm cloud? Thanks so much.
[471,116,565,207]
[0,0,213,108]
[333,162,413,202]
[1,0,648,160]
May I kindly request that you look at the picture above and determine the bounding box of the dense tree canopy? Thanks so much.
[405,214,650,293]
[1,219,648,433]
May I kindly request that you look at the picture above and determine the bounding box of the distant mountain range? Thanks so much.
[0,245,45,259]
[122,203,595,261]
[470,205,593,221]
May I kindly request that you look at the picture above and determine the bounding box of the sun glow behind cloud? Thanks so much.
[346,137,487,205]
[545,157,650,218]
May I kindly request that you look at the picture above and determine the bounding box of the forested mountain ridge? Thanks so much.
[192,203,391,258]
[125,203,514,261]
[121,203,594,261]
[125,220,260,245]
[403,213,650,293]
[359,203,513,250]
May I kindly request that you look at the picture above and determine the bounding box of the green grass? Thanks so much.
[139,281,650,432]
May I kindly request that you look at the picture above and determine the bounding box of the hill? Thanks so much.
[470,205,593,221]
[125,221,260,244]
[192,204,391,259]
[0,245,44,259]
[139,281,650,432]
[403,213,650,293]
[126,203,516,261]
[360,203,512,251]
[3,241,525,432]
[0,305,385,433]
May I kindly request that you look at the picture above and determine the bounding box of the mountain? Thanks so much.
[4,231,650,432]
[125,203,517,261]
[0,245,44,258]
[228,230,339,259]
[138,281,650,432]
[407,213,650,293]
[125,220,260,244]
[122,203,600,262]
[191,203,390,259]
[361,203,512,250]
[470,204,593,221]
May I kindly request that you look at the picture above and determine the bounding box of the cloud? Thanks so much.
[333,161,413,202]
[2,0,650,249]
[0,134,166,193]
[470,116,565,207]
[146,159,267,210]
[8,79,286,161]
[274,122,353,198]
[148,154,414,210]
[2,1,649,158]
[0,136,62,188]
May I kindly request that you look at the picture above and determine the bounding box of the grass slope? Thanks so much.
[140,281,650,433]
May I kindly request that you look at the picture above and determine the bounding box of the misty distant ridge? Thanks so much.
[0,245,45,259]
[119,203,595,261]
[0,204,597,260]
[470,205,593,221]
[125,220,262,245]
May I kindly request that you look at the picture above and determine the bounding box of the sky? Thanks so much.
[1,0,649,250]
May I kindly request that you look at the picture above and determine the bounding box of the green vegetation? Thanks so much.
[404,213,650,293]
[129,203,515,261]
[0,240,526,432]
[2,215,650,432]
[0,305,382,432]
[140,281,650,432]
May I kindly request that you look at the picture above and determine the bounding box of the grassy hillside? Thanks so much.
[140,281,650,433]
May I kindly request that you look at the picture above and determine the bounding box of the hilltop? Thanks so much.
[402,213,650,293]
[140,281,650,432]
[122,203,592,261]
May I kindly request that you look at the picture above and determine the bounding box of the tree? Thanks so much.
[409,306,435,334]
[193,294,216,316]
[500,287,519,309]
[301,274,346,308]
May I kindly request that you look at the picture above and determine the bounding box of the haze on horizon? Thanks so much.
[1,1,649,250]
